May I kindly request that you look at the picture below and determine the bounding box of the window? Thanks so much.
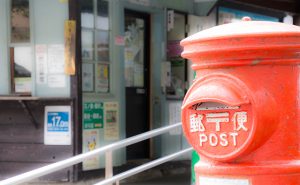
[166,11,187,99]
[81,0,110,93]
[10,0,32,95]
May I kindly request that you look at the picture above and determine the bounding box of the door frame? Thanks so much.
[124,8,151,160]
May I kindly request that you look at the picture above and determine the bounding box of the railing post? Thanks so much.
[105,150,113,185]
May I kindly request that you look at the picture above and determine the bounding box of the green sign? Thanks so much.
[83,102,103,129]
[191,150,200,185]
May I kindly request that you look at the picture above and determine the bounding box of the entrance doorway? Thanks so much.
[124,9,150,160]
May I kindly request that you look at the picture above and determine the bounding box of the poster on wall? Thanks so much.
[82,129,101,170]
[104,102,119,140]
[64,20,76,75]
[35,45,48,84]
[14,78,32,93]
[124,48,134,87]
[83,102,104,129]
[47,44,66,88]
[95,64,109,93]
[44,106,71,145]
[48,44,65,74]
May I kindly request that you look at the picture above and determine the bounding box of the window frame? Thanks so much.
[8,0,35,95]
[81,0,111,95]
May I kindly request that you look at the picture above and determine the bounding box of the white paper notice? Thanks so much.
[48,45,65,74]
[48,74,66,88]
[82,129,101,171]
[169,102,182,135]
[104,102,119,140]
[44,106,72,145]
[35,45,48,84]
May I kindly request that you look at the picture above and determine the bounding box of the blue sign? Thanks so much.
[219,7,280,22]
[47,111,69,132]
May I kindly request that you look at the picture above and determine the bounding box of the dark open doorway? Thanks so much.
[124,9,150,160]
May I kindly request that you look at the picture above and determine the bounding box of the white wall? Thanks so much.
[0,0,70,97]
[0,1,9,94]
[33,0,70,97]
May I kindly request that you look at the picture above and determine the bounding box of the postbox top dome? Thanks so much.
[181,21,300,44]
[181,21,300,69]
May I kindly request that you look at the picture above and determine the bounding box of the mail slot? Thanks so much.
[181,19,300,185]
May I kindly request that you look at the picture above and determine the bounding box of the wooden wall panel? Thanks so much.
[0,100,74,181]
[0,162,71,181]
[0,144,73,162]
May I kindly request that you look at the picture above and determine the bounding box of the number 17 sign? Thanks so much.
[44,106,72,145]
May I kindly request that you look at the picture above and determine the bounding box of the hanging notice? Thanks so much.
[35,45,48,84]
[44,106,71,145]
[83,102,104,129]
[82,129,101,170]
[95,64,109,93]
[48,44,65,74]
[169,102,182,135]
[64,20,76,75]
[104,102,119,140]
[15,78,31,93]
[167,10,174,31]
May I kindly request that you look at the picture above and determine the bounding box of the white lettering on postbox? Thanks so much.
[206,112,229,131]
[190,110,248,148]
[232,112,248,131]
[190,113,205,132]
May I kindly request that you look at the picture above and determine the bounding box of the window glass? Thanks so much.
[81,0,94,29]
[82,63,94,92]
[124,17,145,87]
[166,12,186,99]
[96,30,109,61]
[95,63,109,93]
[81,0,110,93]
[96,0,109,30]
[82,30,94,60]
[11,0,30,43]
[11,46,32,94]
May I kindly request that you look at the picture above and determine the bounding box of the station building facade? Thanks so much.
[0,0,298,181]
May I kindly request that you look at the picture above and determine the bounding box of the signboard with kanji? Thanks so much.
[83,102,104,129]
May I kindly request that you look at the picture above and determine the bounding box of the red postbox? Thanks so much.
[181,20,300,185]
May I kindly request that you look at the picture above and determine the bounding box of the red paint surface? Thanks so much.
[181,20,300,185]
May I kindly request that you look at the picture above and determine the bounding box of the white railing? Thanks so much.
[0,122,192,185]
[95,147,193,185]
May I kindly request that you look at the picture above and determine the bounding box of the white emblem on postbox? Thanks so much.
[189,109,249,148]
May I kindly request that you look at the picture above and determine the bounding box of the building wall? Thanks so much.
[0,0,213,176]
[0,0,70,97]
[83,0,202,168]
[33,0,70,97]
[0,0,73,180]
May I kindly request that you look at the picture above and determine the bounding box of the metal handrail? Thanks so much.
[0,122,183,185]
[94,147,193,185]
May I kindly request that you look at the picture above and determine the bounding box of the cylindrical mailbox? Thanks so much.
[181,20,300,185]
